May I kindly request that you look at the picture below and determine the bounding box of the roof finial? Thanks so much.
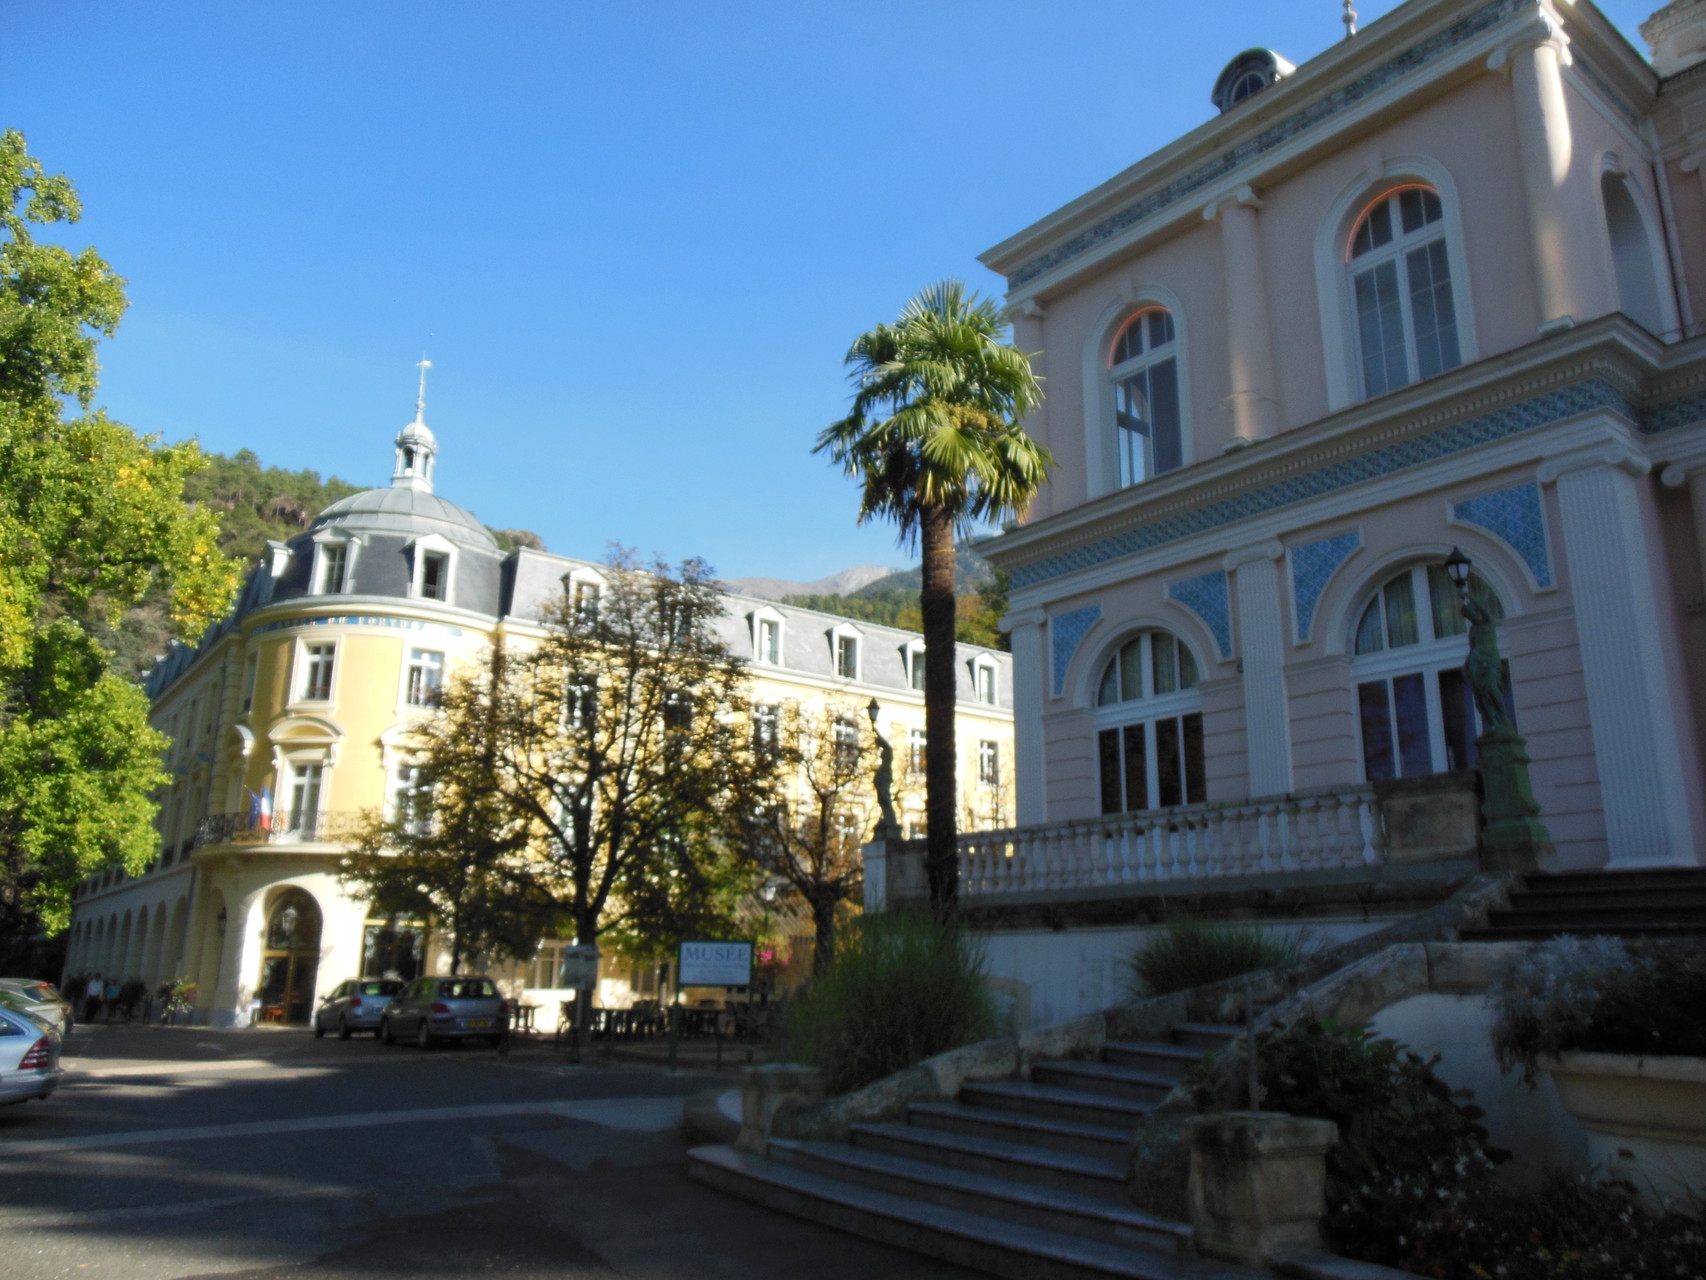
[415,354,432,422]
[1342,0,1358,39]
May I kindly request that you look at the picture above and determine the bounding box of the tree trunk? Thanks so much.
[810,891,838,976]
[919,504,959,921]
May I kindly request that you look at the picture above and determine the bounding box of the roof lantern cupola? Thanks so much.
[392,356,438,494]
[1211,48,1296,114]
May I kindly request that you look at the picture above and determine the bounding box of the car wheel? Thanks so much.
[416,1021,433,1051]
[380,1017,396,1045]
[338,1016,352,1041]
[313,1016,325,1039]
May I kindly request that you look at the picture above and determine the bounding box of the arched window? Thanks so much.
[1350,562,1510,780]
[1110,309,1182,487]
[1601,172,1664,336]
[1347,187,1461,398]
[1095,629,1204,813]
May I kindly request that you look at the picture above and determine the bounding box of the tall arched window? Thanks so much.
[1348,187,1461,398]
[1601,172,1664,336]
[1351,563,1510,781]
[1095,629,1204,812]
[1110,309,1182,487]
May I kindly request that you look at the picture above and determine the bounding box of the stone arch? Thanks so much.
[1315,539,1524,660]
[1071,613,1218,711]
[256,885,324,1024]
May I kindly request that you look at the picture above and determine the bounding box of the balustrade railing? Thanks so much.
[193,811,368,849]
[956,787,1387,898]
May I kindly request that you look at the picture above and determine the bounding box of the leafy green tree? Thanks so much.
[0,131,239,953]
[339,645,556,975]
[816,281,1049,917]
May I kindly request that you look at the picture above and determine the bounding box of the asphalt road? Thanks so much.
[0,1022,980,1280]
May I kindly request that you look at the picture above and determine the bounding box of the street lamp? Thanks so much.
[1443,548,1553,871]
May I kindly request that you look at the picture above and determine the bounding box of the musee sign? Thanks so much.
[678,940,752,987]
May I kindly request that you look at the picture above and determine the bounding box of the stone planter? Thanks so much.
[1544,1051,1706,1205]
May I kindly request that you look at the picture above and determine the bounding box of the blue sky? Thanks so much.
[5,1,1658,582]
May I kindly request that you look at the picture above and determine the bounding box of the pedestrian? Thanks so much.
[83,973,103,1022]
[103,976,120,1022]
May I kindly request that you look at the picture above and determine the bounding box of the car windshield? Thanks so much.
[359,982,399,996]
[437,979,496,999]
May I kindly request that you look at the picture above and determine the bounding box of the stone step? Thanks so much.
[961,1079,1155,1129]
[907,1100,1133,1162]
[857,1117,1128,1202]
[1523,869,1706,895]
[771,1138,1194,1254]
[1032,1059,1178,1104]
[1170,1023,1244,1052]
[1464,921,1706,941]
[688,1145,1254,1280]
[1505,887,1706,912]
[1483,906,1706,929]
[1101,1040,1207,1079]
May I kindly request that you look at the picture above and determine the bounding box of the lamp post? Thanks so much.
[866,698,903,841]
[1445,547,1553,871]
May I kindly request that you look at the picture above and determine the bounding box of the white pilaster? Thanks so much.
[1224,541,1293,798]
[1542,443,1700,867]
[1205,187,1279,442]
[1004,608,1048,826]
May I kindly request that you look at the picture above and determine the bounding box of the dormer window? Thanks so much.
[420,552,448,601]
[906,642,926,692]
[1210,48,1294,114]
[574,581,600,622]
[751,607,784,665]
[830,623,863,681]
[311,536,359,596]
[973,658,998,707]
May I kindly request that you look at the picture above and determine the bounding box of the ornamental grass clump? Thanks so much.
[1490,935,1706,1085]
[782,913,998,1096]
[1127,918,1305,997]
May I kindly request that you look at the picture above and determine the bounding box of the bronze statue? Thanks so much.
[1461,589,1516,737]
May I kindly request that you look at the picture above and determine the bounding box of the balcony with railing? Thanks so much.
[864,774,1483,912]
[192,811,368,850]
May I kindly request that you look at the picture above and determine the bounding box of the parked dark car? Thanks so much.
[312,979,403,1039]
[379,976,508,1049]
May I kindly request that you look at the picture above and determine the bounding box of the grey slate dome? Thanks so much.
[311,485,498,551]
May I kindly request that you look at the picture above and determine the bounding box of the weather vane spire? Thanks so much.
[415,354,432,422]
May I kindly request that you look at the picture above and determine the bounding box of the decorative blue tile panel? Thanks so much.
[1008,0,1522,287]
[1642,389,1706,436]
[1009,379,1632,592]
[1050,604,1102,698]
[1453,483,1551,589]
[1167,571,1232,660]
[1290,531,1361,643]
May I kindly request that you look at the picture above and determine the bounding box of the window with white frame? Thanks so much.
[1351,563,1510,781]
[831,716,861,771]
[978,739,1000,786]
[751,612,782,665]
[907,644,926,692]
[565,678,597,731]
[752,703,779,755]
[406,648,444,707]
[1347,187,1461,399]
[908,728,926,775]
[419,551,449,601]
[1096,629,1204,813]
[834,631,860,680]
[572,580,601,623]
[1110,308,1182,487]
[300,643,335,702]
[393,763,430,835]
[286,761,325,836]
[316,541,351,594]
[974,659,998,706]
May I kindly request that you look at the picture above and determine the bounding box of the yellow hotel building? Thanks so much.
[62,407,1014,1027]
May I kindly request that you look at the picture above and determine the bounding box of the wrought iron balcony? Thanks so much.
[192,811,368,849]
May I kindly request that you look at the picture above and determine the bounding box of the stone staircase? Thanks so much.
[688,1019,1266,1279]
[1462,867,1706,941]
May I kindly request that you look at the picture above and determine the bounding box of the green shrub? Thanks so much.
[1490,936,1706,1085]
[782,913,998,1096]
[1127,918,1304,997]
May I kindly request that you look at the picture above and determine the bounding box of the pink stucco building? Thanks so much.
[977,0,1706,872]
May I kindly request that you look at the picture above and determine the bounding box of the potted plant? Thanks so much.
[1489,936,1706,1205]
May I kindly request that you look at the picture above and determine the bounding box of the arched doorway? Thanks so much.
[255,888,322,1024]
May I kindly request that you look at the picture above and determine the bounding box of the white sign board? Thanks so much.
[678,940,752,987]
[559,944,601,990]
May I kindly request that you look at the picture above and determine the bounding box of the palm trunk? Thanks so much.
[920,504,958,922]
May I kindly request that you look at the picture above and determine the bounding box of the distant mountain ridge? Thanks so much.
[725,563,900,601]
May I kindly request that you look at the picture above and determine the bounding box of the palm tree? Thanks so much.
[815,280,1050,919]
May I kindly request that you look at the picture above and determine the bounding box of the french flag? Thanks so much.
[251,786,273,833]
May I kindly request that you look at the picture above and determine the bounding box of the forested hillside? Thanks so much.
[782,550,1009,650]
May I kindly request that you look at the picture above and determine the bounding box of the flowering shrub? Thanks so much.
[1490,937,1706,1085]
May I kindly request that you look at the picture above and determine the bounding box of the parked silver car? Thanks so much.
[0,1002,62,1105]
[312,979,403,1040]
[0,980,71,1036]
[379,976,508,1049]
